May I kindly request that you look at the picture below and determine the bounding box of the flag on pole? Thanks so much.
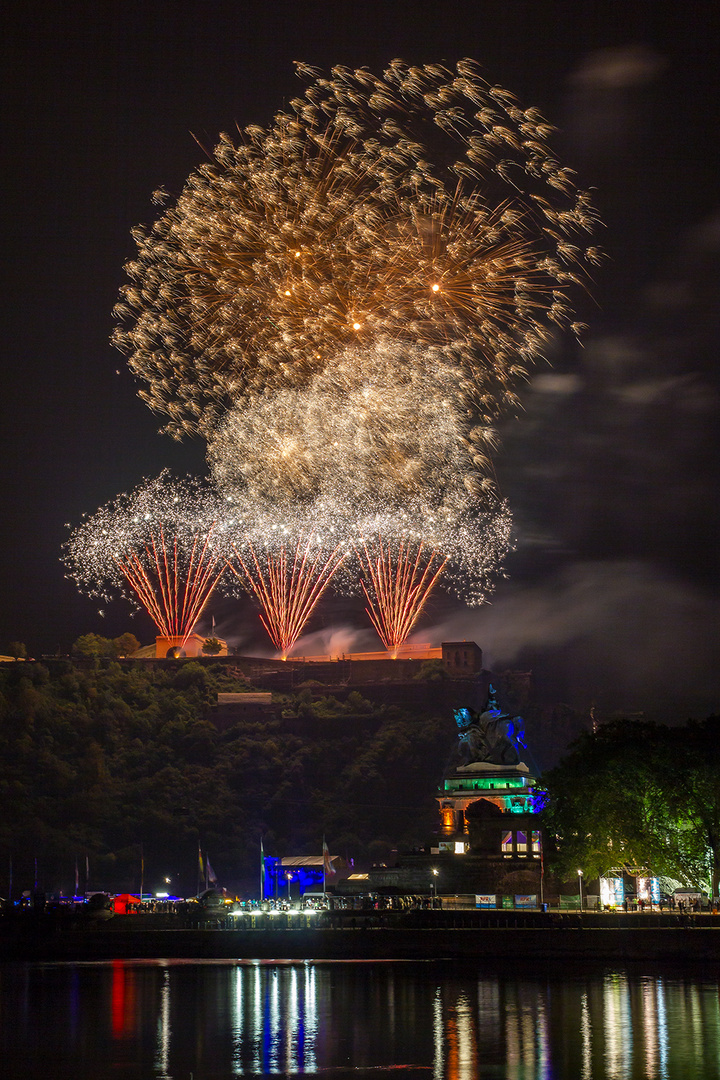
[206,857,218,886]
[323,839,335,877]
[198,847,204,878]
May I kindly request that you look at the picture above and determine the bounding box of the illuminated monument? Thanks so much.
[435,688,544,886]
[366,685,545,897]
[438,687,538,836]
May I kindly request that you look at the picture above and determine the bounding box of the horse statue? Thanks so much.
[452,685,528,768]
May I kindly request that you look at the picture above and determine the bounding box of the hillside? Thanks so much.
[0,659,455,897]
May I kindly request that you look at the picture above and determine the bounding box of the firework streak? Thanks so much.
[114,59,599,443]
[356,538,448,656]
[63,472,227,642]
[227,537,347,658]
[114,524,226,641]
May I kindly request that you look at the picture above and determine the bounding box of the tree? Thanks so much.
[7,642,27,659]
[662,717,720,898]
[201,637,223,656]
[72,633,115,659]
[113,633,141,657]
[414,659,447,681]
[0,656,449,894]
[543,718,720,896]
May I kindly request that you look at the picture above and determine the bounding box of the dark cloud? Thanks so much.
[420,561,719,719]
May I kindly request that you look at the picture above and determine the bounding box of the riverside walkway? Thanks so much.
[2,908,720,963]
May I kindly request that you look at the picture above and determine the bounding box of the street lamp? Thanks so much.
[286,872,292,902]
[431,868,439,906]
[578,869,584,911]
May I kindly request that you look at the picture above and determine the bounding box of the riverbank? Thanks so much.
[3,910,720,962]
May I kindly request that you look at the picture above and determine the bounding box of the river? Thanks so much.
[1,958,719,1078]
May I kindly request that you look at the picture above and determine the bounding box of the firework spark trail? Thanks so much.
[63,472,228,641]
[207,343,497,507]
[115,546,172,635]
[114,59,599,444]
[113,523,226,641]
[73,62,598,640]
[227,537,347,657]
[179,528,227,636]
[356,537,448,655]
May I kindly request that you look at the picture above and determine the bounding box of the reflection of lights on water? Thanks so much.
[656,980,668,1079]
[505,991,536,1080]
[305,963,318,1072]
[604,972,632,1078]
[455,991,476,1078]
[477,978,501,1045]
[286,966,298,1074]
[154,965,171,1079]
[253,963,263,1073]
[432,989,444,1080]
[434,982,552,1080]
[642,979,660,1078]
[387,971,396,1041]
[580,991,592,1080]
[231,965,243,1076]
[111,960,136,1040]
[228,963,319,1074]
[270,967,281,1069]
[139,961,718,1077]
[536,996,550,1079]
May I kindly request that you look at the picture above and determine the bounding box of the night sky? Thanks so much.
[2,1,718,720]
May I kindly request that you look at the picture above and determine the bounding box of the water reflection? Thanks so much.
[110,958,137,1039]
[0,959,719,1078]
[154,964,170,1078]
[225,961,318,1074]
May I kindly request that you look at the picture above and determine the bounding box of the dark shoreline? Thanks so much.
[3,911,720,963]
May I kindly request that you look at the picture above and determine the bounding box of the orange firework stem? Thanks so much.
[228,536,346,657]
[177,527,225,645]
[114,522,226,639]
[357,537,447,653]
[117,550,173,635]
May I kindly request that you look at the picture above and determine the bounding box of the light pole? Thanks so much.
[431,868,439,906]
[578,869,584,911]
[286,872,292,903]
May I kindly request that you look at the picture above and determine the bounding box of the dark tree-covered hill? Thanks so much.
[0,659,452,897]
